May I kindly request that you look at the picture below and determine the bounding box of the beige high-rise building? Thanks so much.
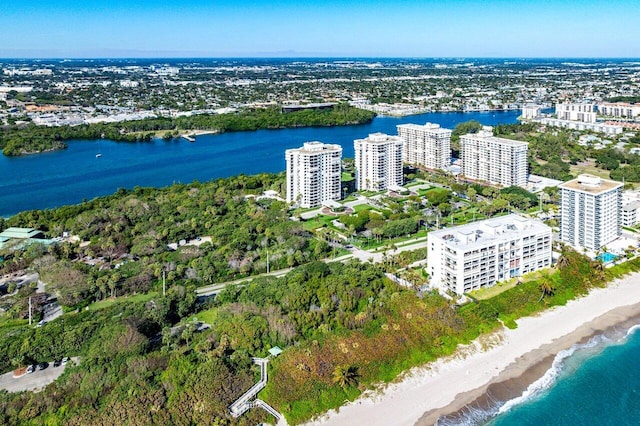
[460,127,528,187]
[559,174,622,251]
[396,122,452,170]
[285,142,342,208]
[354,133,403,191]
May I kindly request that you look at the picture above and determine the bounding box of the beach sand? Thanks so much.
[307,272,640,426]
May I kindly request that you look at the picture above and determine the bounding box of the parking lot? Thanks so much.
[0,359,75,393]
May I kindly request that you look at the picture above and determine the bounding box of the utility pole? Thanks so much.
[29,297,32,325]
[266,246,270,274]
[162,269,166,296]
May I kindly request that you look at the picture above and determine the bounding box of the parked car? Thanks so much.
[53,360,61,367]
[26,365,35,374]
[61,357,69,366]
[37,362,48,371]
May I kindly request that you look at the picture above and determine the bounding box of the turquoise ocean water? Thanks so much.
[441,325,640,425]
[489,325,640,425]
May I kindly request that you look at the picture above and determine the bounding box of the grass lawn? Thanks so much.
[189,307,219,325]
[470,280,519,300]
[302,215,337,231]
[341,172,355,182]
[569,161,610,179]
[470,269,550,301]
[87,292,158,311]
[353,204,374,213]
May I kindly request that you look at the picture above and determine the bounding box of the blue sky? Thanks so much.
[1,0,638,58]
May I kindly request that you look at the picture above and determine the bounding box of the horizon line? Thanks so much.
[2,56,640,61]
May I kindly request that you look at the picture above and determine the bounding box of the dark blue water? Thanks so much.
[0,110,519,217]
[487,325,640,426]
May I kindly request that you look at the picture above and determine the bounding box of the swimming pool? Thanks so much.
[596,252,618,263]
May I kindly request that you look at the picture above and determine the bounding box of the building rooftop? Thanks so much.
[0,227,45,239]
[286,141,342,154]
[622,201,640,211]
[559,174,623,195]
[355,132,403,144]
[397,122,452,135]
[460,128,529,147]
[429,214,550,250]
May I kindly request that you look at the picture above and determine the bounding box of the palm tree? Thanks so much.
[538,270,556,302]
[332,365,359,389]
[556,247,573,270]
[591,260,606,282]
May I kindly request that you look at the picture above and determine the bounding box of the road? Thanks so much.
[196,235,429,296]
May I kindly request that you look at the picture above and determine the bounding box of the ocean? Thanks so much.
[0,110,519,217]
[487,324,640,425]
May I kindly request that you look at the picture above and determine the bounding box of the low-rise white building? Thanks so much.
[537,117,623,136]
[622,202,640,227]
[427,214,552,295]
[598,102,640,119]
[555,102,597,123]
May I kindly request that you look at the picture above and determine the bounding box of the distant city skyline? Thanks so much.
[1,0,639,58]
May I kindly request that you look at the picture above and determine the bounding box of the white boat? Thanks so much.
[96,153,102,158]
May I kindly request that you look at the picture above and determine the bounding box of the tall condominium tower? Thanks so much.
[396,122,452,170]
[285,142,342,208]
[460,127,528,187]
[354,132,403,191]
[559,174,622,251]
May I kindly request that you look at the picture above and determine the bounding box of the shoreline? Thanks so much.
[420,302,640,425]
[309,272,640,426]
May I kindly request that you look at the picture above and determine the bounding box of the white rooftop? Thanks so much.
[357,132,403,143]
[396,122,452,134]
[461,128,529,147]
[429,214,550,250]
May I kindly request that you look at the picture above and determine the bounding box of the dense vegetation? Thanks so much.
[1,242,621,425]
[0,104,375,156]
[2,173,329,310]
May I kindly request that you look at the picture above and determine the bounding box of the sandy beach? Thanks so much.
[308,272,640,426]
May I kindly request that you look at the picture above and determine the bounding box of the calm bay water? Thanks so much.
[487,326,640,426]
[0,110,519,217]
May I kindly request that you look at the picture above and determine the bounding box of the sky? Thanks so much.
[0,0,639,58]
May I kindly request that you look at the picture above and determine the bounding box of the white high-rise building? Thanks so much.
[396,122,452,170]
[285,141,342,208]
[555,102,597,123]
[461,127,528,187]
[559,174,623,252]
[354,133,403,191]
[427,214,552,295]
